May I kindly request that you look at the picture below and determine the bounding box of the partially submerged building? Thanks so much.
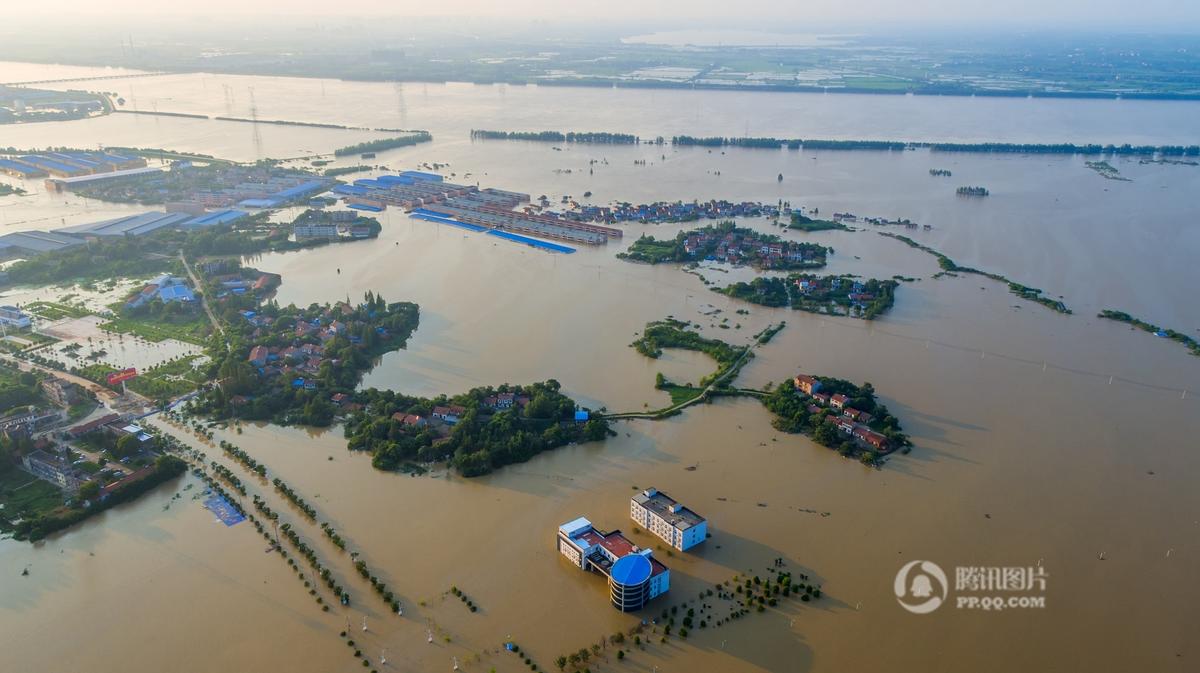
[557,516,670,612]
[630,488,707,551]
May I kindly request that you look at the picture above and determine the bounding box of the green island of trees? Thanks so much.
[1084,160,1131,181]
[0,183,28,197]
[333,132,433,156]
[190,292,420,427]
[789,212,846,232]
[322,164,373,177]
[929,169,953,177]
[344,381,608,477]
[717,274,899,320]
[879,232,1071,313]
[618,221,827,270]
[1098,310,1200,357]
[762,377,911,465]
[470,129,638,144]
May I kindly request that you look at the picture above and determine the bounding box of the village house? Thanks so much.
[391,412,427,428]
[793,375,822,395]
[432,405,466,424]
[830,393,848,410]
[248,345,269,367]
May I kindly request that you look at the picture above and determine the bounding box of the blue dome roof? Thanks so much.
[611,554,652,585]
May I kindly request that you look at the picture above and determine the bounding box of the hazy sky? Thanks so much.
[7,0,1200,28]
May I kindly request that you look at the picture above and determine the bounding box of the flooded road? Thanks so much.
[1,62,1199,673]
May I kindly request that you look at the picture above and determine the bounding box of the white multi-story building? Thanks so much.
[557,516,669,611]
[631,488,707,551]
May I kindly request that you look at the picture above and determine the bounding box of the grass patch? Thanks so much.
[659,381,705,405]
[126,355,208,399]
[99,315,210,345]
[0,467,65,532]
[25,301,90,321]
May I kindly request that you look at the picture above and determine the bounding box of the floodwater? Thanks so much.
[1,62,1199,673]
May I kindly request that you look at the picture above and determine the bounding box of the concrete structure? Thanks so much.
[630,488,707,551]
[293,223,338,240]
[0,305,32,329]
[557,516,670,612]
[22,450,86,492]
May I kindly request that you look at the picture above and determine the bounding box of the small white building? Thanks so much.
[631,488,708,551]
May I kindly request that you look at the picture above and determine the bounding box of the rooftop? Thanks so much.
[632,488,705,530]
[55,211,192,237]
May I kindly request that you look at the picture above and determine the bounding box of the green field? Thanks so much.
[127,356,208,399]
[99,315,210,345]
[25,301,90,321]
[0,467,64,531]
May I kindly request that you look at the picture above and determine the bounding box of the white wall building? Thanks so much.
[630,488,708,551]
[557,516,670,611]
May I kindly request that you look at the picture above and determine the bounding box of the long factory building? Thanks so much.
[332,171,622,245]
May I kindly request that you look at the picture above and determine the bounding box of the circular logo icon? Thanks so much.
[894,560,948,614]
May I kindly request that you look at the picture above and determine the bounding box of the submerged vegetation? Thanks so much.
[1098,310,1200,357]
[333,131,432,156]
[789,213,846,232]
[470,129,638,144]
[879,233,1071,313]
[1085,160,1131,181]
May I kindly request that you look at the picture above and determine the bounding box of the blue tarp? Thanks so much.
[486,229,576,254]
[204,494,245,526]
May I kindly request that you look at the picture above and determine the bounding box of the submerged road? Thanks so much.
[178,250,227,348]
[602,322,783,420]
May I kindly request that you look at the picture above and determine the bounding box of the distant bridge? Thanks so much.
[2,72,168,86]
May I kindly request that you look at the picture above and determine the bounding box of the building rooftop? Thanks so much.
[0,230,84,253]
[632,488,705,530]
[55,211,192,237]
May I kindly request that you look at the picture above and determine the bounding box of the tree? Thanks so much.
[78,481,100,501]
[555,656,567,670]
[113,433,140,459]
